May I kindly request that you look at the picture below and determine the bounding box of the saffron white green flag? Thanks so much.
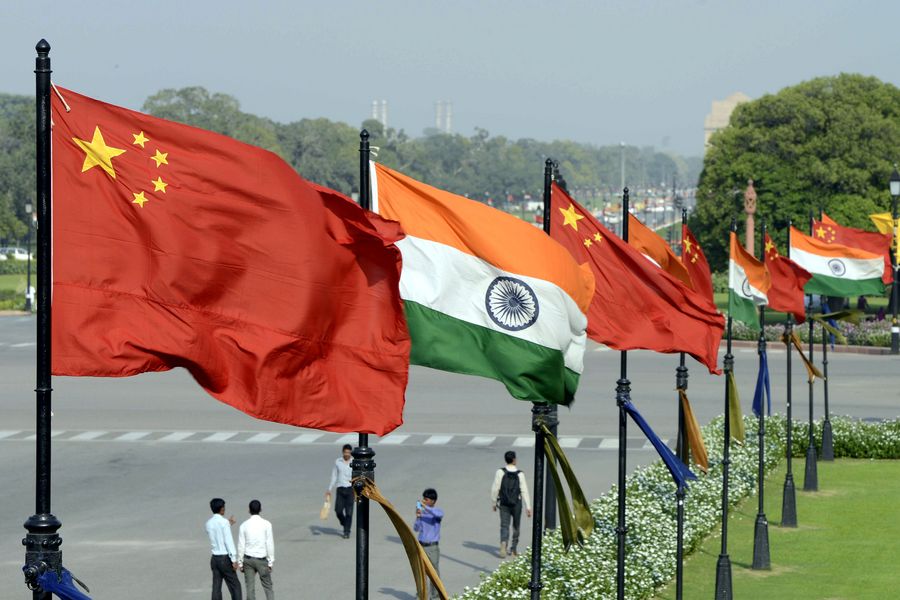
[728,231,770,328]
[789,226,885,297]
[372,163,595,405]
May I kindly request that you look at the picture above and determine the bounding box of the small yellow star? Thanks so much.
[72,126,126,179]
[132,131,149,148]
[559,204,585,231]
[152,176,168,193]
[683,237,693,254]
[583,238,592,248]
[816,226,826,239]
[691,254,699,264]
[151,149,169,167]
[593,232,603,243]
[132,191,149,208]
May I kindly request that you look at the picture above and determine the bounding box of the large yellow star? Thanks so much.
[152,176,168,193]
[816,226,826,239]
[151,149,169,167]
[132,191,149,208]
[132,131,149,148]
[683,237,693,254]
[559,204,584,231]
[73,126,126,179]
[765,239,775,254]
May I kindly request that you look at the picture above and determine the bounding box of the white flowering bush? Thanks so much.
[455,415,899,600]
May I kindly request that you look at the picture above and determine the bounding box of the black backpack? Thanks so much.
[498,469,521,507]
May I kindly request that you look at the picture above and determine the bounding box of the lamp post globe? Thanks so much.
[890,169,900,355]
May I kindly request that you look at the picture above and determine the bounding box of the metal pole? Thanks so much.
[752,220,770,570]
[22,39,61,600]
[675,352,688,600]
[803,213,818,492]
[615,187,631,600]
[25,216,33,312]
[528,404,553,599]
[543,160,558,531]
[892,190,899,354]
[820,317,834,461]
[781,222,798,527]
[352,130,376,600]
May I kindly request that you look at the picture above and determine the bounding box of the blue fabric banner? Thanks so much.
[37,568,91,600]
[624,400,697,488]
[752,349,771,417]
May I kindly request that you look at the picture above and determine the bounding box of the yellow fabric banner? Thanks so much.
[727,371,745,443]
[679,389,709,472]
[782,330,824,383]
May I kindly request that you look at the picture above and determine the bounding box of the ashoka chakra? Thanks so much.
[828,258,846,277]
[485,276,540,331]
[741,278,753,298]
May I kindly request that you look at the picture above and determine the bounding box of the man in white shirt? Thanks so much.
[325,443,354,538]
[490,451,532,558]
[205,497,242,600]
[238,499,275,600]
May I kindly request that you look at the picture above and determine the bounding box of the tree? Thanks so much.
[693,74,900,269]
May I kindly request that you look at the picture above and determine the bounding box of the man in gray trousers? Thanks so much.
[238,499,275,600]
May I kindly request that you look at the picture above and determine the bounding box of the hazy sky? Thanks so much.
[3,1,899,156]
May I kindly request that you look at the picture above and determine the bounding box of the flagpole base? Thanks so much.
[714,553,733,600]
[821,419,834,461]
[803,444,818,491]
[751,513,770,570]
[780,473,797,527]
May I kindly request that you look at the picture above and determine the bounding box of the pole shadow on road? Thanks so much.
[378,588,416,600]
[385,536,492,573]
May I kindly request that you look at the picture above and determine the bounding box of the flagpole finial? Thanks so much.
[360,129,369,142]
[730,216,737,232]
[36,39,50,54]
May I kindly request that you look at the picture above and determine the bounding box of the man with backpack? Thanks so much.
[490,450,532,558]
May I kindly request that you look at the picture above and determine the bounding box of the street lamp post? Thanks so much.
[25,203,33,312]
[890,169,900,355]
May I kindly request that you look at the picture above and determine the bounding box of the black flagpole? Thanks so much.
[527,158,556,600]
[819,206,834,461]
[674,208,690,600]
[781,222,798,526]
[714,219,736,600]
[352,130,376,600]
[752,220,771,570]
[542,161,561,532]
[804,211,818,491]
[615,188,632,600]
[22,39,61,600]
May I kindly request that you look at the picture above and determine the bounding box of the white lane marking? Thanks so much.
[69,431,107,441]
[0,430,21,440]
[468,436,496,446]
[10,342,36,348]
[559,437,582,448]
[245,432,279,444]
[379,434,410,445]
[424,435,453,445]
[158,431,194,442]
[116,431,150,442]
[334,434,357,445]
[203,432,238,443]
[290,433,322,444]
[512,437,534,448]
[598,439,618,449]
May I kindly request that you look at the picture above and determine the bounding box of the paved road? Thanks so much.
[1,315,897,598]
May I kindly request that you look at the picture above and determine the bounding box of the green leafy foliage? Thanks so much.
[693,74,900,269]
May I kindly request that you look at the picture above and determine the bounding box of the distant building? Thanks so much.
[704,92,750,148]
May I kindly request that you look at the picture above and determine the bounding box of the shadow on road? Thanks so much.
[378,588,415,600]
[385,536,493,574]
[309,525,343,537]
[462,540,499,558]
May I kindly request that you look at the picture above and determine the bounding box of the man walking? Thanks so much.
[490,451,532,558]
[238,499,275,600]
[325,443,354,538]
[206,497,242,600]
[414,488,444,600]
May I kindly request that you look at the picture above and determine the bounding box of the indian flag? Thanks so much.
[728,232,770,328]
[371,163,595,405]
[789,226,885,297]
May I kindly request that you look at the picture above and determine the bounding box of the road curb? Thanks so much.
[726,339,892,355]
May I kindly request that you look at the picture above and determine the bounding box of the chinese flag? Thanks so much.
[681,224,715,304]
[50,87,410,435]
[764,233,812,324]
[550,184,723,373]
[627,213,694,289]
[818,212,892,285]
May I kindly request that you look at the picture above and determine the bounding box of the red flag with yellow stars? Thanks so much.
[681,224,715,304]
[50,87,410,435]
[764,233,812,324]
[818,213,892,285]
[627,213,694,289]
[550,184,724,373]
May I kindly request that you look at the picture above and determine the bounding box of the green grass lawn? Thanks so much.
[0,273,26,293]
[655,459,900,600]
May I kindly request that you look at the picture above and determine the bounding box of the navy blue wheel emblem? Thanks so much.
[485,276,539,331]
[741,278,753,298]
[827,258,846,277]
